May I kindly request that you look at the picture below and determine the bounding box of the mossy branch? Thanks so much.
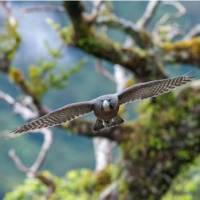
[64,1,165,80]
[163,37,200,66]
[119,86,200,199]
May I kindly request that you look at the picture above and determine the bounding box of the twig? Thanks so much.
[96,15,142,41]
[22,5,65,13]
[2,90,55,197]
[137,0,161,28]
[0,90,37,120]
[0,1,12,17]
[8,149,56,199]
[8,149,30,174]
[86,0,105,23]
[0,55,11,73]
[152,1,186,42]
[0,90,52,177]
[31,129,53,174]
[163,1,186,18]
[65,1,167,77]
[154,1,186,29]
[184,24,200,40]
[95,59,115,82]
[99,181,118,200]
[92,2,150,46]
[36,173,56,199]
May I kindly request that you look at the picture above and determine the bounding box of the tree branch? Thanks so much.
[30,129,53,174]
[0,90,52,176]
[22,5,65,13]
[66,119,134,142]
[154,1,186,30]
[184,24,200,40]
[8,149,30,174]
[137,0,161,28]
[36,173,56,199]
[99,181,118,200]
[0,90,37,119]
[64,1,165,80]
[163,37,200,66]
[120,84,200,199]
[8,148,56,199]
[86,1,105,23]
[1,90,55,198]
[95,59,115,82]
[95,15,147,45]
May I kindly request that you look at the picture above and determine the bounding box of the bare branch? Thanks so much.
[86,0,105,23]
[137,0,161,28]
[0,55,10,73]
[184,24,200,40]
[96,15,146,45]
[0,67,46,115]
[163,1,186,18]
[0,1,12,17]
[0,90,52,177]
[154,1,186,29]
[93,138,114,171]
[0,90,37,120]
[95,59,115,82]
[90,1,151,47]
[8,149,30,174]
[64,1,166,79]
[8,148,56,198]
[152,1,186,43]
[162,37,200,66]
[96,15,140,34]
[67,118,135,142]
[31,129,53,174]
[36,173,56,199]
[22,5,65,13]
[99,182,118,200]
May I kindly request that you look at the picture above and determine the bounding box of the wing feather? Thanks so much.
[11,101,94,134]
[118,76,193,105]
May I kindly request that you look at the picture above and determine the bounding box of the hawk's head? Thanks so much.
[102,97,118,112]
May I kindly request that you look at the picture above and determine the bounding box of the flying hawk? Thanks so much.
[10,75,192,133]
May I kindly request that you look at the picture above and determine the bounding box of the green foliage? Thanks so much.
[0,18,21,60]
[4,165,120,200]
[120,89,200,199]
[47,18,73,44]
[163,156,200,200]
[9,67,24,84]
[136,90,200,150]
[4,178,46,200]
[27,44,84,99]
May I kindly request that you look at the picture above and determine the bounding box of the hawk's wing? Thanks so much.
[11,101,94,134]
[118,76,192,105]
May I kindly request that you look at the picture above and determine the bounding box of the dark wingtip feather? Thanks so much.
[182,75,194,83]
[0,130,22,140]
[11,129,22,135]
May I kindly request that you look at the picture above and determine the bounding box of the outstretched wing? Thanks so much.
[118,76,193,105]
[11,101,94,134]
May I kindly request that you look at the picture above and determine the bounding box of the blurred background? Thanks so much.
[0,1,200,200]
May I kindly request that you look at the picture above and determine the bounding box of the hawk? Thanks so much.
[10,75,192,133]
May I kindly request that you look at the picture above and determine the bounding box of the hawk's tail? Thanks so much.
[93,116,124,132]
